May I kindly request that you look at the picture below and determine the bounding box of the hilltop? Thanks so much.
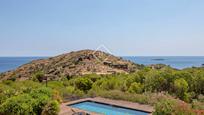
[0,50,142,81]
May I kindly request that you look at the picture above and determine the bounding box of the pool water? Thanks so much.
[69,101,149,115]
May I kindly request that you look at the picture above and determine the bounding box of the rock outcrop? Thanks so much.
[0,50,142,81]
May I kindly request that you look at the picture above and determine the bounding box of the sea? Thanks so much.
[124,56,204,69]
[0,56,204,73]
[0,57,46,73]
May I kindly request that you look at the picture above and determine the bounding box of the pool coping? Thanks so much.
[60,97,153,115]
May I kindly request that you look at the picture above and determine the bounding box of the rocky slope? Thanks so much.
[0,50,142,81]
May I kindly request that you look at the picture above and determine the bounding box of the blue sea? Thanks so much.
[0,56,204,73]
[0,57,46,73]
[124,56,204,69]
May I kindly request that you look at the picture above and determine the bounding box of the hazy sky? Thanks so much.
[0,0,204,56]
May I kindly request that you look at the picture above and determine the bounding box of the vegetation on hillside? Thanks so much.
[0,81,60,115]
[0,66,204,115]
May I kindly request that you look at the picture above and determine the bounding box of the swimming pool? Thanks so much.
[69,101,149,115]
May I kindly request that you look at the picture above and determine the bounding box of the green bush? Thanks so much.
[154,98,196,115]
[153,98,176,115]
[94,90,151,105]
[30,87,52,98]
[0,84,15,104]
[2,80,13,85]
[52,90,62,103]
[197,94,204,102]
[124,75,136,88]
[30,87,53,114]
[62,86,85,100]
[32,71,45,82]
[0,81,60,115]
[100,77,123,90]
[128,82,144,94]
[41,100,59,115]
[0,94,35,115]
[173,78,189,101]
[75,77,93,92]
[192,100,204,110]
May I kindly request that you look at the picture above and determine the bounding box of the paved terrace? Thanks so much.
[59,97,154,115]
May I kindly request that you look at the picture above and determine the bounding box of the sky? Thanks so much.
[0,0,204,56]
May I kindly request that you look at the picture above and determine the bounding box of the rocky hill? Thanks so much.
[0,50,142,81]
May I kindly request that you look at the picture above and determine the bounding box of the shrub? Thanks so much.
[2,80,13,85]
[74,89,85,97]
[83,74,101,82]
[32,71,45,82]
[75,77,93,92]
[0,84,15,104]
[100,79,115,90]
[100,77,122,90]
[197,94,204,102]
[8,76,16,81]
[125,75,136,88]
[95,90,150,105]
[192,100,204,110]
[0,81,61,115]
[30,87,53,114]
[52,90,62,103]
[30,87,52,98]
[154,98,196,115]
[173,102,195,115]
[173,78,189,101]
[62,86,85,100]
[41,100,59,115]
[128,82,144,94]
[47,81,67,96]
[0,94,35,115]
[153,98,176,115]
[47,81,64,89]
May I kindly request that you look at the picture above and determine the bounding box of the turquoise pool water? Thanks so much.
[69,101,149,115]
